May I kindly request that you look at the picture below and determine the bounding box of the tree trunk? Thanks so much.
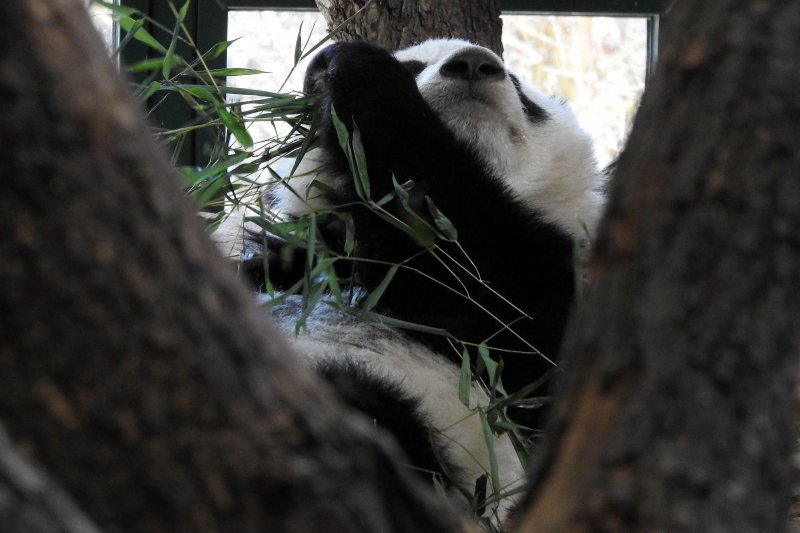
[518,0,800,531]
[0,2,465,532]
[314,0,503,54]
[0,424,103,533]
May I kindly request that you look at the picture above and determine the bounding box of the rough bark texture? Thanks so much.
[314,0,503,54]
[519,0,800,531]
[0,2,466,532]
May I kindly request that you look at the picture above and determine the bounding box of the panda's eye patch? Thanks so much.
[401,60,427,78]
[510,73,549,123]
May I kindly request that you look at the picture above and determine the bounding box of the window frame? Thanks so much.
[120,0,672,166]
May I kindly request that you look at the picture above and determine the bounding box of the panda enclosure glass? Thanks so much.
[226,10,647,168]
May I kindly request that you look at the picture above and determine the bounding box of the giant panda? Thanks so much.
[220,38,603,520]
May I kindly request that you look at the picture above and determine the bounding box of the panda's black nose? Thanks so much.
[440,50,505,82]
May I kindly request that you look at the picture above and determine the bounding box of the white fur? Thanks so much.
[262,295,526,518]
[394,38,604,236]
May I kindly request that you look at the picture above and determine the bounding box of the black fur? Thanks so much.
[317,358,462,485]
[510,73,549,123]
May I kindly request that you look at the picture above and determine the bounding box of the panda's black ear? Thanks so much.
[400,60,427,78]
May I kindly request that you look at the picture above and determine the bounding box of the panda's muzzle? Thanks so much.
[439,50,505,83]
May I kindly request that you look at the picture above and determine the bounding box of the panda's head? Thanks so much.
[394,39,603,236]
[266,39,604,240]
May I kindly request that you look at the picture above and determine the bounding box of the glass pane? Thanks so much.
[227,11,647,166]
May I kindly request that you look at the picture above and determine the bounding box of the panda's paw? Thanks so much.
[304,42,417,106]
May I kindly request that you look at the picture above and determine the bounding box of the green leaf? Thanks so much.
[178,0,191,21]
[478,344,506,395]
[193,175,229,208]
[325,264,344,306]
[305,213,317,277]
[294,21,304,64]
[392,176,413,204]
[360,265,398,314]
[206,68,266,77]
[178,85,217,101]
[351,122,370,199]
[343,214,355,256]
[126,56,179,73]
[478,410,501,497]
[331,106,350,155]
[206,40,235,60]
[360,312,451,337]
[215,102,254,148]
[375,190,396,207]
[297,278,328,335]
[182,85,288,98]
[95,1,136,17]
[478,344,504,393]
[426,196,458,241]
[139,81,162,102]
[180,151,251,187]
[162,2,185,79]
[459,349,471,407]
[115,17,144,55]
[118,17,166,54]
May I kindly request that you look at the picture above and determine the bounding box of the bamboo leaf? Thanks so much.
[343,214,355,256]
[193,175,229,208]
[215,102,253,148]
[360,265,399,314]
[162,2,185,79]
[95,1,136,17]
[206,68,266,77]
[178,85,217,101]
[126,56,179,73]
[205,39,236,60]
[139,81,162,102]
[426,196,458,241]
[118,17,166,54]
[459,348,471,407]
[294,21,304,64]
[178,0,190,21]
[360,312,451,337]
[331,106,351,155]
[114,17,144,55]
[478,410,501,497]
[180,151,251,187]
[331,107,364,199]
[351,122,370,199]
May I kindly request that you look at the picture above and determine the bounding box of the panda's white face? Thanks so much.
[394,39,604,237]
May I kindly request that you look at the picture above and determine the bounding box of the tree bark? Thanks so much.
[0,424,103,533]
[314,0,503,54]
[0,2,466,532]
[518,0,800,531]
